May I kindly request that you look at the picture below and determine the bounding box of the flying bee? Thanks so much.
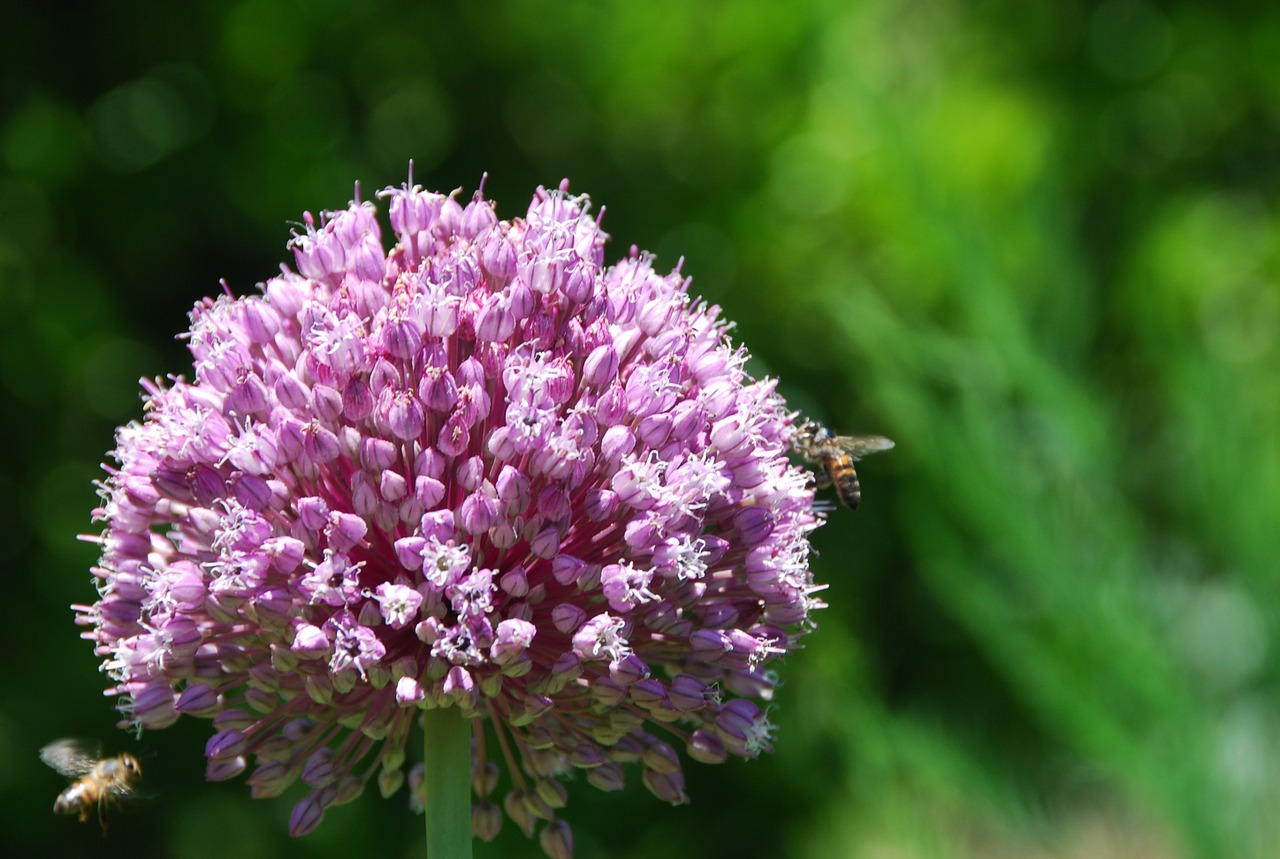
[792,419,894,509]
[40,738,142,830]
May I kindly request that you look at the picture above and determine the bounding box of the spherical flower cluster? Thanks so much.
[77,176,825,854]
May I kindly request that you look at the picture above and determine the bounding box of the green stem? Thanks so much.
[422,706,473,859]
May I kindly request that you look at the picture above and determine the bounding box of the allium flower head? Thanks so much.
[78,175,825,853]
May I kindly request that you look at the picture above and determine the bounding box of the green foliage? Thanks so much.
[5,0,1279,856]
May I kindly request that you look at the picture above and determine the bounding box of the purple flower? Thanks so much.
[76,175,825,853]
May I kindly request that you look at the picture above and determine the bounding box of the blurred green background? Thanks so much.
[3,0,1278,857]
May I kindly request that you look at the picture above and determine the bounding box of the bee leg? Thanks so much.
[811,469,832,489]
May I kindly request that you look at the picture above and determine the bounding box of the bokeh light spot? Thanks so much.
[264,73,348,153]
[220,0,310,82]
[1,97,88,187]
[367,83,452,173]
[1088,0,1176,81]
[88,75,195,173]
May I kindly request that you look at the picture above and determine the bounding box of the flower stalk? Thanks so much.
[423,707,473,859]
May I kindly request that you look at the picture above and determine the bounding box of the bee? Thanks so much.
[40,738,142,830]
[792,419,894,509]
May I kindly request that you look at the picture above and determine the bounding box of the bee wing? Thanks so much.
[40,738,102,779]
[840,435,895,459]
